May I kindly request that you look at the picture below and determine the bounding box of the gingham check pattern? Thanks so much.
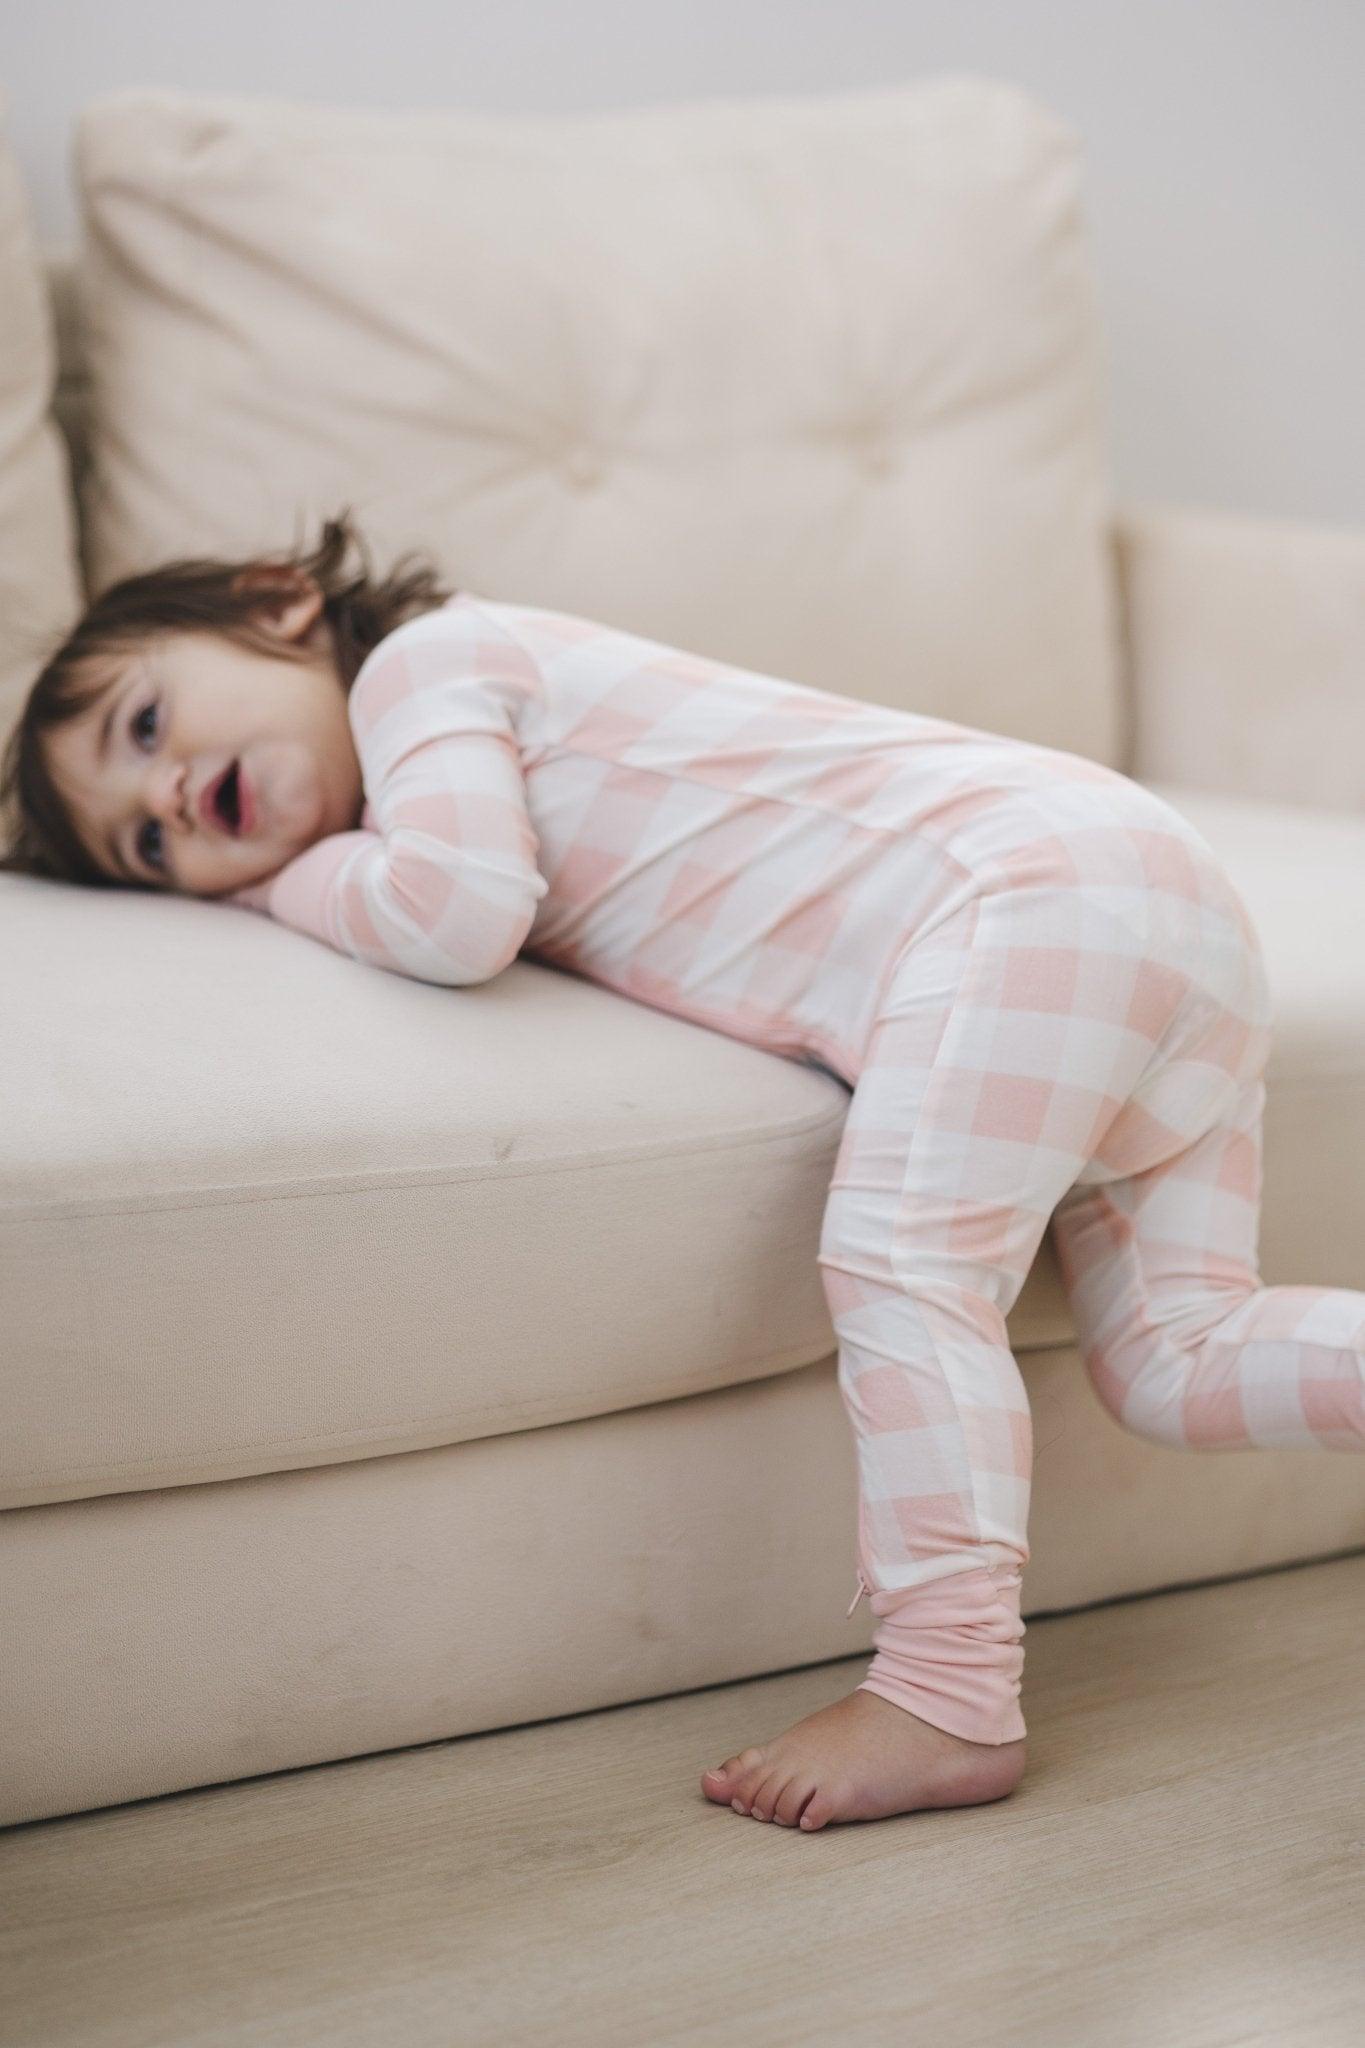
[232,594,1365,1746]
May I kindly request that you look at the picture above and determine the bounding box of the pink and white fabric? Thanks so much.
[230,593,1365,1744]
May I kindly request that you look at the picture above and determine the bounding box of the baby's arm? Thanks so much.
[226,603,549,987]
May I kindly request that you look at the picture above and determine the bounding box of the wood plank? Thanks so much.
[2,1552,1363,2047]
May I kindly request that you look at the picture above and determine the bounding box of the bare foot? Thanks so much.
[700,1687,1026,1831]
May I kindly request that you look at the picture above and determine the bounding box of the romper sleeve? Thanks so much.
[225,600,549,988]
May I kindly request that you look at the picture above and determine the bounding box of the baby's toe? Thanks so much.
[712,1746,760,1779]
[715,1747,767,1809]
[700,1765,733,1804]
[747,1766,789,1822]
[773,1775,818,1828]
[798,1787,837,1832]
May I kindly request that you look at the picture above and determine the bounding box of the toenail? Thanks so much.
[731,1799,746,1813]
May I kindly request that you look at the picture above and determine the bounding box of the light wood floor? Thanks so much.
[3,1552,1363,2048]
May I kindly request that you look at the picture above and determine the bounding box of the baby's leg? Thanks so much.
[1052,1068,1365,1453]
[704,877,1177,1829]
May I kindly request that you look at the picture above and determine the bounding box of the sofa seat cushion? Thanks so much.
[8,781,1350,1512]
[1140,783,1365,1287]
[2,866,1084,1512]
[0,874,820,1509]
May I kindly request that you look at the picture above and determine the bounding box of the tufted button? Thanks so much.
[563,445,605,489]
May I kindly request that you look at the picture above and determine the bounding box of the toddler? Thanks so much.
[6,511,1363,1833]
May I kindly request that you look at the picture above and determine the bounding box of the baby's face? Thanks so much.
[44,584,364,897]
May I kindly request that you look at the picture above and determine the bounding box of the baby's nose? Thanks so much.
[151,762,191,828]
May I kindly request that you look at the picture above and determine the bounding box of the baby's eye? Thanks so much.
[131,700,158,748]
[137,817,165,872]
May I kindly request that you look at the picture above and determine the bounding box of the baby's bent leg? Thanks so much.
[1053,1071,1365,1452]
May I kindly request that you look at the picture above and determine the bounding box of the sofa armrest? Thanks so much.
[1113,503,1365,813]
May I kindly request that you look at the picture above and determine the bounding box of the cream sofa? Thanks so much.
[2,76,1364,1830]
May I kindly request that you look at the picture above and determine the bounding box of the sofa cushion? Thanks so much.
[2,871,842,1512]
[0,865,1076,1512]
[8,779,1362,1511]
[1141,782,1365,1290]
[71,74,1122,761]
[0,89,83,763]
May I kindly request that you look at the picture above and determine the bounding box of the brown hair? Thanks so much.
[0,505,457,890]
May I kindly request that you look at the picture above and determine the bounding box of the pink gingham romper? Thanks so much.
[230,592,1365,1745]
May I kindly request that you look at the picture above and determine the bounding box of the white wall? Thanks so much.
[10,0,1363,526]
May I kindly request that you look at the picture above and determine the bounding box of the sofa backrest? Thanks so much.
[45,252,90,503]
[7,76,1128,785]
[0,92,84,763]
[61,75,1124,765]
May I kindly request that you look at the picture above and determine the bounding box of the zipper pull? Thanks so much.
[845,1570,869,1618]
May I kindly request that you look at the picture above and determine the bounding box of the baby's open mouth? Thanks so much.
[215,760,241,832]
